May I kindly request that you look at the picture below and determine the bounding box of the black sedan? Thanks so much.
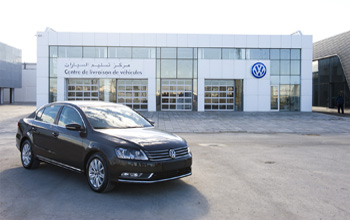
[16,101,192,192]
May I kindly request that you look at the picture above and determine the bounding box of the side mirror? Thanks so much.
[66,123,83,131]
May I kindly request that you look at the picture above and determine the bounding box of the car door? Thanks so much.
[31,104,62,159]
[51,105,86,169]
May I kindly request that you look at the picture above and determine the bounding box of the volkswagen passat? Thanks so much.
[16,101,192,192]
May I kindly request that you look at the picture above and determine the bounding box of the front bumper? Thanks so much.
[109,156,192,183]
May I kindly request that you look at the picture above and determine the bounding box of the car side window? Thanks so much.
[58,106,83,127]
[35,108,45,121]
[41,105,61,124]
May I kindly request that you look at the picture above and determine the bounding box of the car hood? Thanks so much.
[95,127,186,150]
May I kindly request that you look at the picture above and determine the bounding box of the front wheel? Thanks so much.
[86,153,115,193]
[21,140,40,169]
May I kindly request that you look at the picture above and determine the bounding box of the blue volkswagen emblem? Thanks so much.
[169,149,176,159]
[251,62,267,79]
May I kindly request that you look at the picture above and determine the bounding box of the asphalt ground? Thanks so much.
[0,104,349,220]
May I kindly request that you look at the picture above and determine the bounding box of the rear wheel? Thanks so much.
[86,153,115,193]
[21,140,39,169]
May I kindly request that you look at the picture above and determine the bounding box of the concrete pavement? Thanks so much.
[143,111,350,134]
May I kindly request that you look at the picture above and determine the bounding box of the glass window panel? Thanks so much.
[291,60,301,75]
[280,49,290,59]
[199,48,221,59]
[291,76,300,84]
[291,49,301,60]
[261,49,270,59]
[177,60,193,78]
[193,60,198,79]
[270,49,280,60]
[178,48,193,59]
[161,48,176,58]
[234,49,245,59]
[49,78,57,102]
[58,47,82,58]
[222,49,235,59]
[246,49,269,60]
[271,86,279,110]
[58,47,67,58]
[83,47,107,58]
[270,60,279,76]
[132,48,155,59]
[205,105,211,110]
[156,48,161,58]
[279,85,290,111]
[185,99,192,103]
[108,47,132,58]
[280,76,291,84]
[161,59,176,78]
[194,48,198,59]
[290,85,300,111]
[270,76,280,85]
[83,47,95,58]
[50,58,57,77]
[50,46,58,58]
[97,47,107,58]
[246,49,258,59]
[280,60,290,75]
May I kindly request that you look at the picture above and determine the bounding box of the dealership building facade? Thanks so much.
[36,29,313,112]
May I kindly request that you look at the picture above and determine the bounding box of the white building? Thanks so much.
[36,29,313,112]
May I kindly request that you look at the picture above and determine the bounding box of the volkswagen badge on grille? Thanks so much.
[169,149,176,159]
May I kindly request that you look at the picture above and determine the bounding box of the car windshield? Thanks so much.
[81,105,152,129]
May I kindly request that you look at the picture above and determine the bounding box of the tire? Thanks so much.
[21,139,40,169]
[86,153,115,193]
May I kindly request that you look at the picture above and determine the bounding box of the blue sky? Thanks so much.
[1,0,349,62]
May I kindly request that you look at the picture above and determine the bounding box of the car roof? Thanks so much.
[48,101,126,108]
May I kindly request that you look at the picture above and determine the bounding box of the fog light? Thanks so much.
[121,172,143,178]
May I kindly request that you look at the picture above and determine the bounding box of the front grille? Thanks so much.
[146,146,189,161]
[152,167,192,180]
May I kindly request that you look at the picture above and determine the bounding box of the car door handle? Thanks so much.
[52,132,59,138]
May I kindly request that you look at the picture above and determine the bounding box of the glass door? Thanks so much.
[279,85,290,111]
[271,85,279,111]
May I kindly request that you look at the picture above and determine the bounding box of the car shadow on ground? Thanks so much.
[0,163,209,220]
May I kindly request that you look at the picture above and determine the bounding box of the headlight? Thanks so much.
[115,148,148,160]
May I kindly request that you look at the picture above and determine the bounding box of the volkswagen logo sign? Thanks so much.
[169,149,176,159]
[251,62,267,79]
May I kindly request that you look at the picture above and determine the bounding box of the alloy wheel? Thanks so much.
[22,143,32,167]
[88,158,105,189]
